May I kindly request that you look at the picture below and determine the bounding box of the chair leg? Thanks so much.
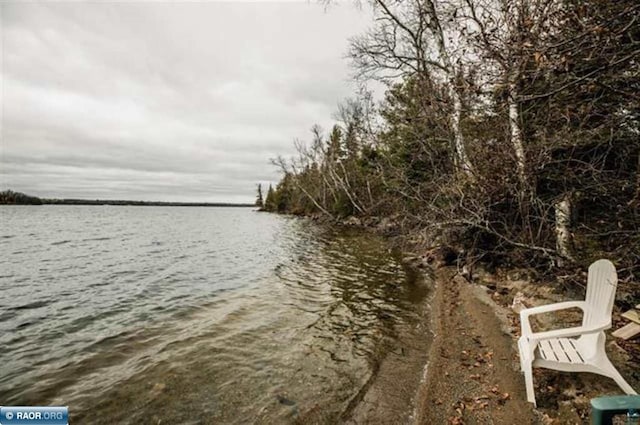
[609,367,637,395]
[518,337,537,406]
[599,357,637,395]
[523,359,537,407]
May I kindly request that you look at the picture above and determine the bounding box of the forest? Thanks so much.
[0,190,43,205]
[262,0,639,283]
[0,190,253,207]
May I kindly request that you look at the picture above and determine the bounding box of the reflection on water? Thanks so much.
[0,206,430,424]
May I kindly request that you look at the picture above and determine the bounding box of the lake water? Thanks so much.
[0,206,430,424]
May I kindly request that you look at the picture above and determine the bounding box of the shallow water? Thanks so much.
[0,206,429,423]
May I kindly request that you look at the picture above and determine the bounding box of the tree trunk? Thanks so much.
[424,0,473,175]
[508,80,526,183]
[634,150,640,205]
[554,193,574,265]
[450,84,472,174]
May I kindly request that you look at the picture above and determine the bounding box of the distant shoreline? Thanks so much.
[40,199,255,207]
[22,199,255,207]
[0,190,254,207]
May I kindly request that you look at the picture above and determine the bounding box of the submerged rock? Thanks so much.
[276,395,296,406]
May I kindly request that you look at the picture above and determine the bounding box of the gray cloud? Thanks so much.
[0,1,372,202]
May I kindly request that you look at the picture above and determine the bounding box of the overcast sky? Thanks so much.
[0,1,373,203]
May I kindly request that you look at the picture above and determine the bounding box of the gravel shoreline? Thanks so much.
[339,264,539,425]
[414,267,538,424]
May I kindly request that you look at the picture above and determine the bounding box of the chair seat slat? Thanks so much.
[549,338,571,363]
[538,340,558,361]
[558,338,583,363]
[537,338,584,364]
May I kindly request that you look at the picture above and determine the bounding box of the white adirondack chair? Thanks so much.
[518,259,637,406]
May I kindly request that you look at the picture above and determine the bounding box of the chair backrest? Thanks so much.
[583,259,618,328]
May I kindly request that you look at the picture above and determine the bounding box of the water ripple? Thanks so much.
[9,300,52,311]
[50,240,72,246]
[0,206,430,424]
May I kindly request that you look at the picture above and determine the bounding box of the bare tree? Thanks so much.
[349,0,474,174]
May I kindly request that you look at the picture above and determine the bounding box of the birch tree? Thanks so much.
[350,0,474,174]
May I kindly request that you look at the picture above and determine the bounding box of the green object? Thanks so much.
[591,395,640,425]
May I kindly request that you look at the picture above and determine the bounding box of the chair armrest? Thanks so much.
[520,301,586,336]
[527,323,610,341]
[520,301,586,319]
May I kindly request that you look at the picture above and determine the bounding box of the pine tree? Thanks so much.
[264,184,276,212]
[255,183,264,208]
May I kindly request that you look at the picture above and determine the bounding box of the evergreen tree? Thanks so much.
[255,183,264,208]
[264,184,276,212]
